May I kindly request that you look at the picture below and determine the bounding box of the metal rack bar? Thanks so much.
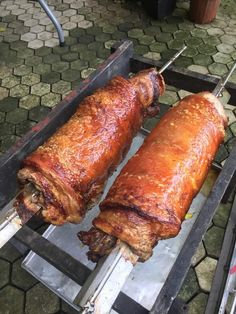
[205,195,236,313]
[15,225,91,286]
[1,40,236,313]
[151,142,236,314]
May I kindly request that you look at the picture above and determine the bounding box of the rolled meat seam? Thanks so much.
[79,92,227,261]
[16,69,165,225]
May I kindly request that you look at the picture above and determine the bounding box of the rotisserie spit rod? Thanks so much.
[0,47,186,249]
[78,61,236,314]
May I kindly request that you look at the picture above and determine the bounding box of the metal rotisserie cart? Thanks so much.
[1,40,236,314]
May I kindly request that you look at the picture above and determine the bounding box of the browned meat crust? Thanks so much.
[16,69,165,225]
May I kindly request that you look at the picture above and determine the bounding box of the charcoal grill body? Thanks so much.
[1,40,236,313]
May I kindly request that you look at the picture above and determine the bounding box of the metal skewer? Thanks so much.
[158,45,187,74]
[212,60,236,97]
[76,47,189,314]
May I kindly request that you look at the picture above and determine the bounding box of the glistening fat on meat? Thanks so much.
[78,92,227,261]
[16,69,165,225]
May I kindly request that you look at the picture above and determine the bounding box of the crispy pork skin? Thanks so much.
[79,92,227,260]
[16,69,164,225]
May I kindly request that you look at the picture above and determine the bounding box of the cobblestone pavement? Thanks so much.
[0,0,236,313]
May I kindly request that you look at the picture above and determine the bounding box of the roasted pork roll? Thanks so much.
[79,92,227,261]
[16,69,165,225]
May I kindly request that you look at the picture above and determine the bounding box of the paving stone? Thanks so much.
[81,67,95,79]
[168,39,185,50]
[78,20,93,29]
[110,30,127,41]
[188,64,208,74]
[43,54,60,64]
[71,59,88,71]
[61,52,78,62]
[226,137,236,153]
[21,32,36,42]
[188,293,208,314]
[25,55,42,67]
[230,121,236,136]
[10,40,27,51]
[207,27,224,36]
[150,42,167,53]
[70,14,85,24]
[19,94,40,110]
[0,86,8,100]
[182,47,198,58]
[0,285,24,314]
[79,49,96,61]
[1,134,20,151]
[195,257,217,291]
[178,268,199,303]
[143,117,159,131]
[14,64,32,76]
[70,27,86,38]
[31,82,50,97]
[214,144,229,163]
[21,73,40,86]
[33,63,51,75]
[41,71,60,84]
[17,47,34,59]
[16,120,36,136]
[191,28,208,38]
[0,112,5,123]
[29,106,50,122]
[217,43,235,54]
[0,122,15,135]
[198,43,217,55]
[204,226,224,258]
[25,283,60,314]
[174,56,193,68]
[44,38,59,48]
[213,52,232,64]
[0,65,12,79]
[0,97,18,112]
[0,243,21,264]
[138,35,155,45]
[0,258,10,289]
[4,33,20,43]
[203,36,221,46]
[193,54,213,66]
[225,127,233,143]
[154,32,173,44]
[213,202,231,228]
[52,61,69,73]
[6,107,27,123]
[208,63,228,76]
[191,241,206,266]
[11,257,38,290]
[52,80,71,94]
[128,28,144,39]
[173,30,190,40]
[143,51,161,61]
[159,90,179,105]
[1,75,20,88]
[35,46,52,57]
[31,24,45,34]
[41,92,61,108]
[225,109,236,124]
[161,23,178,33]
[221,34,236,45]
[9,84,29,98]
[62,69,80,82]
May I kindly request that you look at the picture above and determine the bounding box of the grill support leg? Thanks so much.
[38,0,65,46]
